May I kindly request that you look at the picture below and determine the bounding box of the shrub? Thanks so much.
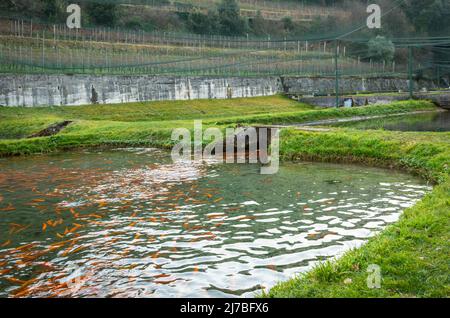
[86,3,117,27]
[368,36,396,62]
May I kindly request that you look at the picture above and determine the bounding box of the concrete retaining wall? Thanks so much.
[281,76,438,96]
[0,73,438,107]
[0,74,281,107]
[299,93,450,108]
[298,95,409,108]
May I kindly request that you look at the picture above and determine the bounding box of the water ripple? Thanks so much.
[0,149,431,297]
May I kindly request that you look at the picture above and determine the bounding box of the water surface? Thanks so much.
[0,149,430,297]
[330,111,450,131]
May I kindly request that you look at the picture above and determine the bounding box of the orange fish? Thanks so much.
[150,252,160,259]
[67,224,81,233]
[1,240,11,247]
[69,246,87,254]
[154,279,176,285]
[12,287,31,298]
[14,224,31,233]
[15,243,35,251]
[207,214,224,219]
[0,203,15,211]
[154,273,170,279]
[38,262,57,272]
[0,269,12,275]
[239,215,256,221]
[5,277,27,285]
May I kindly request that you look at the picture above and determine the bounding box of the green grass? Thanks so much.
[0,116,60,139]
[0,95,448,298]
[278,128,450,183]
[0,98,438,156]
[0,95,312,123]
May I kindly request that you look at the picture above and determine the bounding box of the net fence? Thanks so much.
[0,0,449,98]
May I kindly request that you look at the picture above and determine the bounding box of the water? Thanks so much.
[330,111,450,132]
[0,149,431,297]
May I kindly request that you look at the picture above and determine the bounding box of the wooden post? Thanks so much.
[334,39,339,108]
[42,30,45,68]
[408,46,414,99]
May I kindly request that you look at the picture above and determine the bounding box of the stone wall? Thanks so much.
[0,73,438,107]
[281,76,438,96]
[0,74,281,107]
[298,95,408,108]
[298,93,450,108]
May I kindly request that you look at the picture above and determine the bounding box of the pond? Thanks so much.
[330,111,450,132]
[0,149,431,297]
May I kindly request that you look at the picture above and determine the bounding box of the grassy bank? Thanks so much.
[264,128,450,297]
[0,95,312,139]
[216,100,437,125]
[0,98,437,156]
[279,128,449,183]
[0,95,311,124]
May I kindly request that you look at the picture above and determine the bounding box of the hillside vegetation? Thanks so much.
[1,0,448,80]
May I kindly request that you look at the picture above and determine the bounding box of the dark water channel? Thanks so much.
[330,111,450,132]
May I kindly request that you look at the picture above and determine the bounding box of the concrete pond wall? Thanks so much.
[281,76,438,96]
[0,74,281,107]
[0,73,439,107]
[298,93,450,108]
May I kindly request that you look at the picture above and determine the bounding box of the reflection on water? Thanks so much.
[0,149,431,297]
[331,111,450,131]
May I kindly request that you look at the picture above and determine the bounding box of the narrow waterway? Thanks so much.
[328,111,450,131]
[0,149,431,297]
